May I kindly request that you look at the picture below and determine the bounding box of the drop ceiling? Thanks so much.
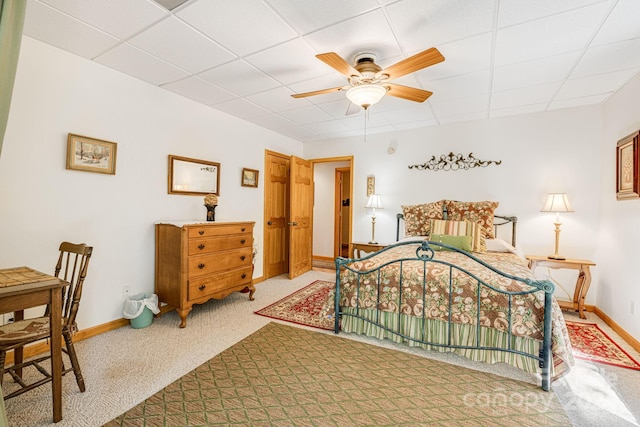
[22,0,640,142]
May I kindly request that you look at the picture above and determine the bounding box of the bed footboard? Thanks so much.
[334,240,555,391]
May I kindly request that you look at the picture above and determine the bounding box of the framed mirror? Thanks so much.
[168,155,220,195]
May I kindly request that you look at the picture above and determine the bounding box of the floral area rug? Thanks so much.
[255,280,335,330]
[565,321,640,370]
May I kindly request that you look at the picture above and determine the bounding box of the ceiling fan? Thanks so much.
[291,48,445,110]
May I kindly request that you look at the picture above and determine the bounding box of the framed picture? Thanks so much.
[169,155,220,195]
[366,175,375,197]
[241,168,259,188]
[66,133,117,175]
[616,131,640,200]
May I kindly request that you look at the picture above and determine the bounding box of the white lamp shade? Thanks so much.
[365,194,383,209]
[541,193,574,213]
[346,84,387,108]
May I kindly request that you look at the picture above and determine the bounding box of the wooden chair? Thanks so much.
[0,242,93,399]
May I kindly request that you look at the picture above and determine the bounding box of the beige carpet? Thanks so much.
[105,322,571,426]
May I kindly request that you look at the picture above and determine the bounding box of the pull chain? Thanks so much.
[363,107,369,142]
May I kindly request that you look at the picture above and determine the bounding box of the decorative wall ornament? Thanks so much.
[408,152,502,171]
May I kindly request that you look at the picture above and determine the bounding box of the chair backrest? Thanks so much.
[50,242,93,329]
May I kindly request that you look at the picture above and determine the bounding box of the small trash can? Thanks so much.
[123,293,160,329]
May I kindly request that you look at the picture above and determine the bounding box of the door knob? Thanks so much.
[267,221,273,225]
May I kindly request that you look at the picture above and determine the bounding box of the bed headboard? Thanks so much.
[395,213,518,247]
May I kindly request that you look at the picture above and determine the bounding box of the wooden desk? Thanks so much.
[349,242,388,258]
[0,267,68,423]
[526,255,596,319]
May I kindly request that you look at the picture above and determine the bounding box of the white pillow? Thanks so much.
[485,238,525,260]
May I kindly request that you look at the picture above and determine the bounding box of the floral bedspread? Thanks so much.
[336,243,575,375]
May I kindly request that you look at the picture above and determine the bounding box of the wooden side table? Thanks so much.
[349,242,387,258]
[526,255,596,319]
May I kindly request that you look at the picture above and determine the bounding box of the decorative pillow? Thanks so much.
[401,200,444,237]
[429,234,473,252]
[444,200,499,239]
[429,219,486,253]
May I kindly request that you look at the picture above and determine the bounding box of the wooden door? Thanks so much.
[288,156,313,279]
[334,168,350,258]
[263,151,289,279]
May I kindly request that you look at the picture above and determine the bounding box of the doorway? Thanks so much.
[335,167,350,258]
[263,151,353,280]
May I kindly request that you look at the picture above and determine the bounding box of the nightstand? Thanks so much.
[526,255,596,319]
[349,242,388,258]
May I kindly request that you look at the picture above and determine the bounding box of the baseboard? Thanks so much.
[313,255,334,262]
[594,307,640,353]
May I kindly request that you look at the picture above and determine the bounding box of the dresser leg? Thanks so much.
[248,285,256,301]
[177,307,191,328]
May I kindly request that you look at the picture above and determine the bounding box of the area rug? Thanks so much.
[254,280,335,330]
[105,322,570,426]
[565,321,640,370]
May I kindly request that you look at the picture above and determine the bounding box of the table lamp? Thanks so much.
[540,193,574,260]
[365,194,383,244]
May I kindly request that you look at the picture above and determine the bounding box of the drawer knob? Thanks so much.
[198,230,205,235]
[241,273,247,279]
[241,227,246,232]
[198,244,205,250]
[240,255,246,261]
[240,239,246,244]
[199,285,206,291]
[198,263,205,269]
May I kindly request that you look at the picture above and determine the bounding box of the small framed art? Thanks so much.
[66,133,117,175]
[366,175,375,197]
[241,168,259,188]
[616,131,640,200]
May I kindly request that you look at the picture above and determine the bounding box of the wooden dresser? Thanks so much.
[155,221,255,327]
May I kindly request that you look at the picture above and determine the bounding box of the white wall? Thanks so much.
[304,106,603,303]
[599,72,640,340]
[0,37,302,329]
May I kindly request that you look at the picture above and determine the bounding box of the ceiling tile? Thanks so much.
[490,103,547,118]
[497,0,611,28]
[415,33,492,82]
[266,0,379,34]
[250,114,297,130]
[386,0,496,50]
[556,68,639,100]
[571,38,640,78]
[394,119,439,130]
[246,86,307,112]
[494,2,612,67]
[245,39,333,85]
[492,52,580,92]
[591,0,640,46]
[302,9,401,62]
[430,94,488,118]
[38,0,168,39]
[176,0,297,56]
[378,104,436,124]
[316,99,358,118]
[339,112,390,129]
[276,126,319,140]
[422,70,491,101]
[278,105,334,125]
[95,43,189,85]
[548,93,611,110]
[163,76,237,105]
[24,1,119,59]
[491,82,561,110]
[199,60,281,96]
[438,111,487,124]
[128,16,236,73]
[212,98,271,120]
[304,120,352,134]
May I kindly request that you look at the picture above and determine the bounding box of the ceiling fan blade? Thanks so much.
[316,52,361,77]
[377,48,444,80]
[385,83,433,102]
[291,86,344,99]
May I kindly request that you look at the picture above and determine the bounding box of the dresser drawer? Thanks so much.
[188,247,252,277]
[188,267,252,300]
[188,235,252,255]
[187,223,252,238]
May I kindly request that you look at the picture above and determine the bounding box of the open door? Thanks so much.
[264,151,289,279]
[288,156,313,279]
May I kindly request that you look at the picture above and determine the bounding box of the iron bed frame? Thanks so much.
[334,214,556,391]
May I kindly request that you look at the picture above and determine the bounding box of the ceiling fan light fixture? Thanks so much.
[346,84,386,109]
